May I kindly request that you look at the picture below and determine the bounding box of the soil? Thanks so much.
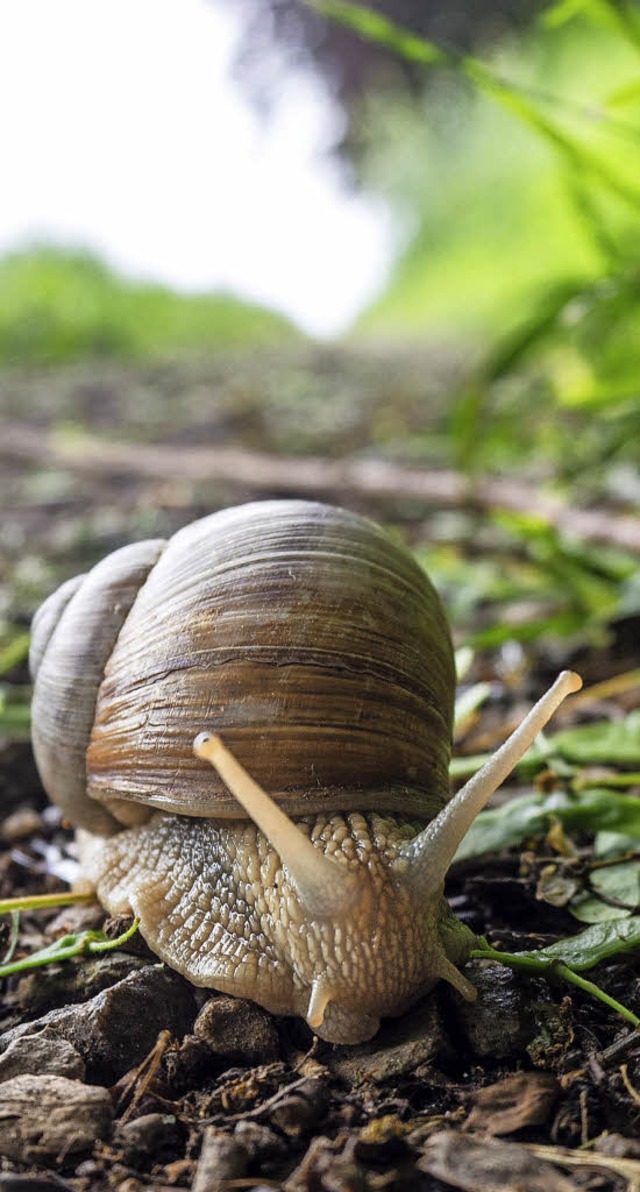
[1,348,639,1191]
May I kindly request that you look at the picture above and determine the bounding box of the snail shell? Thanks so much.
[31,500,454,830]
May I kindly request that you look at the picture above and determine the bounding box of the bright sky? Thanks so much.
[0,0,393,337]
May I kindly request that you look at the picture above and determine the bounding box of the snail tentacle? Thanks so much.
[398,670,583,898]
[193,732,360,919]
[306,976,334,1029]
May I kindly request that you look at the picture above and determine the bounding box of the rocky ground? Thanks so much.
[0,348,639,1191]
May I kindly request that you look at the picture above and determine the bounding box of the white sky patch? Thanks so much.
[0,0,393,337]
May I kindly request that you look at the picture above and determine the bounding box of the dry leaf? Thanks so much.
[419,1130,574,1192]
[464,1072,560,1135]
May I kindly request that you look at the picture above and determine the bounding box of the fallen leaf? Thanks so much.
[464,1072,560,1136]
[419,1130,574,1192]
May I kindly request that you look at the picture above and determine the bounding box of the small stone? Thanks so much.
[284,1135,364,1192]
[233,1119,286,1162]
[418,1130,574,1192]
[269,1078,329,1138]
[193,995,279,1062]
[449,961,537,1059]
[18,952,148,1015]
[328,996,448,1084]
[0,1074,113,1166]
[0,1030,85,1082]
[1,807,43,841]
[192,1127,248,1192]
[2,964,197,1084]
[103,914,159,961]
[74,1160,102,1178]
[116,1113,184,1166]
[44,902,106,938]
[596,1133,640,1158]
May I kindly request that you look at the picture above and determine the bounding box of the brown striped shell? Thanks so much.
[30,501,455,833]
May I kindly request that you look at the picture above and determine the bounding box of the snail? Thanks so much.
[29,500,581,1044]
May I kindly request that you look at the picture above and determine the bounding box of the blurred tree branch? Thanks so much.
[3,422,639,554]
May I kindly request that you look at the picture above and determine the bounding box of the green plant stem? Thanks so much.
[85,919,140,954]
[554,962,640,1027]
[471,942,640,1027]
[0,892,96,915]
[471,941,553,974]
[0,919,140,979]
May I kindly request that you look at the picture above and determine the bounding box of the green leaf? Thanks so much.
[544,0,640,43]
[551,712,640,764]
[604,75,640,108]
[473,923,640,1025]
[0,632,30,676]
[516,915,640,969]
[542,0,596,28]
[455,787,640,862]
[594,829,640,855]
[570,860,640,922]
[311,1,640,212]
[454,681,492,735]
[306,1,449,66]
[452,707,640,788]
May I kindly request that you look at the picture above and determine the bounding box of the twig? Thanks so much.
[116,1029,174,1122]
[523,1141,640,1189]
[620,1063,640,1107]
[2,423,640,553]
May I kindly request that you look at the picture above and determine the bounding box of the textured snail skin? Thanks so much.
[30,500,581,1044]
[78,811,474,1045]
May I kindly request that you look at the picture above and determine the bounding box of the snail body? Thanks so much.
[30,500,580,1043]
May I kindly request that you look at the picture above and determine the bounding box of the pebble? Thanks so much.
[0,808,44,842]
[44,902,106,938]
[327,996,448,1084]
[0,1074,113,1166]
[597,1133,640,1158]
[116,1113,185,1166]
[449,961,538,1058]
[0,1030,85,1082]
[1,964,196,1084]
[269,1077,329,1138]
[17,952,149,1015]
[418,1130,574,1192]
[192,1127,249,1192]
[233,1119,287,1163]
[193,995,280,1062]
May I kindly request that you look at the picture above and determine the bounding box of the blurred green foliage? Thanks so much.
[0,246,298,366]
[317,0,640,483]
[351,6,640,338]
[416,519,639,648]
